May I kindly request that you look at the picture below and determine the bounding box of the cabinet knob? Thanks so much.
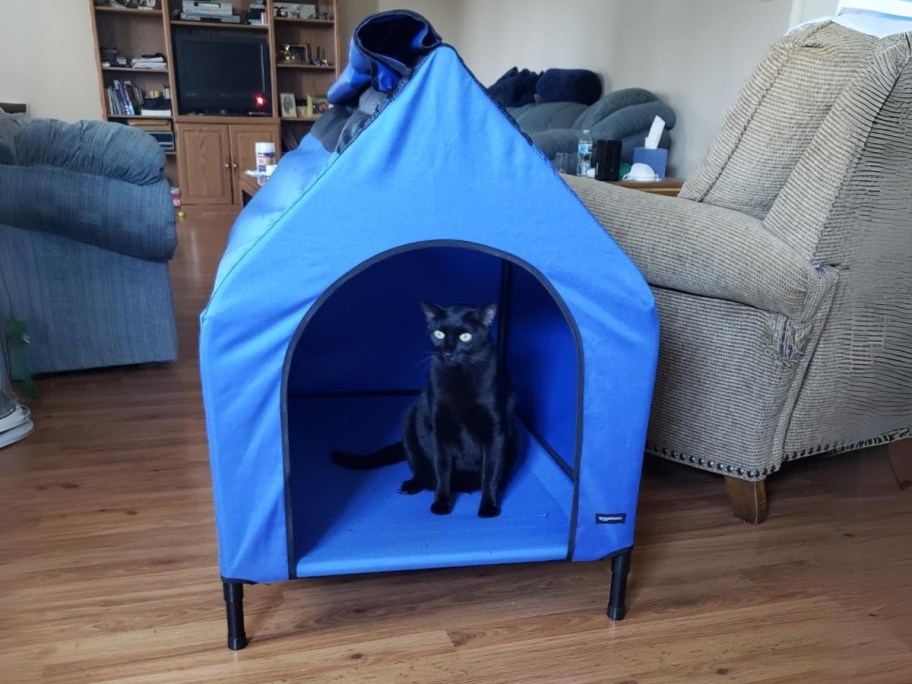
[224,160,230,172]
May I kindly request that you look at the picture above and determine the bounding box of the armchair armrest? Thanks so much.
[16,119,165,186]
[565,176,816,320]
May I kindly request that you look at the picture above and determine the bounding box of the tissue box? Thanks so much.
[632,147,668,180]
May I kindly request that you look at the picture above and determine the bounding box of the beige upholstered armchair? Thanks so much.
[567,22,912,522]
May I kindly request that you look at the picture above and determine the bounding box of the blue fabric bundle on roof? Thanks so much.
[200,11,658,585]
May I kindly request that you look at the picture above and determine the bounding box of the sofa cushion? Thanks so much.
[574,88,670,131]
[508,101,587,134]
[16,119,165,186]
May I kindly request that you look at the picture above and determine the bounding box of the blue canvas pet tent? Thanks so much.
[200,11,658,650]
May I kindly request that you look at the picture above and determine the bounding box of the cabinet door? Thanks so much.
[229,124,281,205]
[175,124,233,206]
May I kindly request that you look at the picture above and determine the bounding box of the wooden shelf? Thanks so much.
[173,114,278,125]
[276,63,335,71]
[94,6,162,16]
[274,17,335,27]
[103,66,169,73]
[170,20,268,31]
[89,0,341,203]
[108,114,173,121]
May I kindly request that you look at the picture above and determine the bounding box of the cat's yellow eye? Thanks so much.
[459,332,472,342]
[433,330,445,339]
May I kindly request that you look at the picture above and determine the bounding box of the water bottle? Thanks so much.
[577,129,593,177]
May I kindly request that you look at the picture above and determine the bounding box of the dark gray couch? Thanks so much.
[507,88,675,164]
[0,113,178,374]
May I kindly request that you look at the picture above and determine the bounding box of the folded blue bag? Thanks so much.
[327,10,442,104]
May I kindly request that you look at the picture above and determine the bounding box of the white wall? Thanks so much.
[455,0,794,177]
[2,0,805,176]
[340,0,462,57]
[790,0,840,27]
[0,0,101,120]
[341,0,796,177]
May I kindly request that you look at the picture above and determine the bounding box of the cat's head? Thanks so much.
[421,301,496,365]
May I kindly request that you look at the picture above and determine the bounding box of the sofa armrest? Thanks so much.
[0,166,176,260]
[15,119,165,186]
[564,176,815,319]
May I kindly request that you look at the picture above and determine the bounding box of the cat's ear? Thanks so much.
[420,300,444,323]
[479,303,497,328]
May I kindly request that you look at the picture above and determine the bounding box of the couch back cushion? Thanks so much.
[679,22,875,219]
[16,119,164,185]
[573,88,663,132]
[510,101,587,134]
[0,110,27,165]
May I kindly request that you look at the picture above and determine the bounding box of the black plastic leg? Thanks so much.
[607,549,631,620]
[223,581,248,650]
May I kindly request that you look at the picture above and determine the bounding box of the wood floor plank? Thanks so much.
[1,212,909,683]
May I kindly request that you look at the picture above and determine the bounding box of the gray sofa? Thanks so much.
[566,22,912,521]
[507,88,675,164]
[0,113,177,375]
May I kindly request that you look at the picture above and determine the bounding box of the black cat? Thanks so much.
[331,301,515,517]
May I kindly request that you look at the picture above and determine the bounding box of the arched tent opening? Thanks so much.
[282,243,581,578]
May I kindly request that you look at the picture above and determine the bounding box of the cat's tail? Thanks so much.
[330,442,406,469]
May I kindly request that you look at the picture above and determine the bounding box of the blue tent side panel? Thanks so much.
[200,45,658,584]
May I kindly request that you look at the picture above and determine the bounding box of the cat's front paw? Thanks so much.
[399,478,424,495]
[478,500,501,518]
[431,498,453,515]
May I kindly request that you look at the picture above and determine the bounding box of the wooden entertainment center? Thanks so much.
[88,0,341,207]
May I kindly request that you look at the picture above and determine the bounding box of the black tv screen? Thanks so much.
[173,28,271,115]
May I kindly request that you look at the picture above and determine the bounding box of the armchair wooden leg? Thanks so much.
[887,438,912,490]
[725,477,768,524]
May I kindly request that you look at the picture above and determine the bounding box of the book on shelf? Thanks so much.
[106,81,172,118]
[106,80,143,116]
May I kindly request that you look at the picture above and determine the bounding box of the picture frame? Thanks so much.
[279,93,297,119]
[310,95,330,116]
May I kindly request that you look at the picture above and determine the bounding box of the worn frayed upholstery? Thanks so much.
[568,23,912,481]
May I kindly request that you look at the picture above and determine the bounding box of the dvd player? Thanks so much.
[180,12,241,22]
[183,0,234,16]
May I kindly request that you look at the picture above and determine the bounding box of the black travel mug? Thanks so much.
[594,139,622,181]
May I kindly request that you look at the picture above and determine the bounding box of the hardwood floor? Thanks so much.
[1,209,910,683]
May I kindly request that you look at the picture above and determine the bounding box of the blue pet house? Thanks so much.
[200,11,658,650]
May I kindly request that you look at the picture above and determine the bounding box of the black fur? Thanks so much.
[330,301,515,517]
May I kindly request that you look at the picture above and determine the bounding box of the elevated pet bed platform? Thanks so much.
[200,11,658,650]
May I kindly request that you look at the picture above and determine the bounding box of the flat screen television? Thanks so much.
[173,27,272,116]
